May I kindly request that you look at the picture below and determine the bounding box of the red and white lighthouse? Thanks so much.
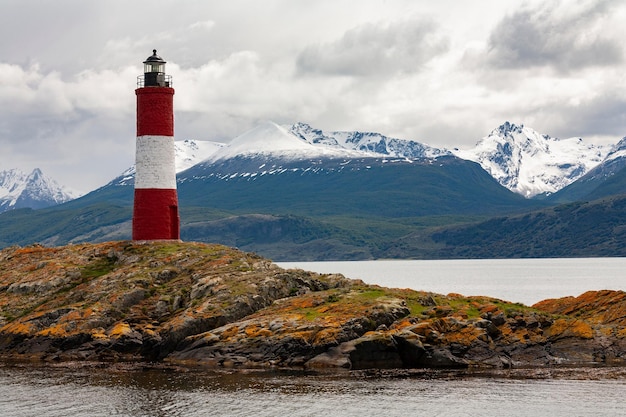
[132,49,180,240]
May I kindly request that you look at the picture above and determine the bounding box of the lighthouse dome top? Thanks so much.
[143,49,166,65]
[138,49,172,88]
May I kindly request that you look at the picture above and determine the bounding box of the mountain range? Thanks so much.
[6,121,621,205]
[171,120,614,200]
[454,121,610,198]
[1,121,625,260]
[0,168,75,213]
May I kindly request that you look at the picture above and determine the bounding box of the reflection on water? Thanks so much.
[1,363,625,417]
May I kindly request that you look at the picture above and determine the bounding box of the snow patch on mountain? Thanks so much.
[570,136,626,186]
[175,139,225,172]
[603,136,626,165]
[454,122,609,198]
[0,168,76,212]
[288,122,450,159]
[206,121,368,162]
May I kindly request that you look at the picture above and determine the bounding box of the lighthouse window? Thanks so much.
[145,63,165,73]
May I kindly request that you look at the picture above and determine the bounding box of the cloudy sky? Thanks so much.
[2,0,625,194]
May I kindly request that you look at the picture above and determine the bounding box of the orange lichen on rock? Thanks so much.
[219,325,239,340]
[1,241,625,369]
[90,328,108,340]
[547,318,594,339]
[1,320,35,336]
[535,290,626,327]
[478,304,502,315]
[108,322,133,338]
[441,324,485,346]
[244,324,272,338]
[312,327,342,345]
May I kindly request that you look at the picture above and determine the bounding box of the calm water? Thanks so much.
[278,257,626,305]
[1,364,626,417]
[2,258,626,416]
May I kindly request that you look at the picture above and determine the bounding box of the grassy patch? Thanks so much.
[326,293,340,303]
[0,312,16,323]
[152,243,184,256]
[80,257,116,279]
[493,300,540,317]
[303,309,322,321]
[444,298,481,319]
[405,300,429,316]
[356,288,388,300]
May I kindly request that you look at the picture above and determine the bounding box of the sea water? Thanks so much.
[2,258,626,416]
[1,364,625,417]
[278,257,626,305]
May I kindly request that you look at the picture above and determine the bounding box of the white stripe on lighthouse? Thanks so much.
[135,135,177,189]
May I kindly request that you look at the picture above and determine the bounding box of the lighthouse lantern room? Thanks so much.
[132,49,180,240]
[140,49,171,88]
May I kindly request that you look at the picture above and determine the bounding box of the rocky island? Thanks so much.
[0,241,624,371]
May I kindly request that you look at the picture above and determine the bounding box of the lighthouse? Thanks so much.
[132,49,180,240]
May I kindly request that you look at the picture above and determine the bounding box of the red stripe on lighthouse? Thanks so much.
[133,85,179,241]
[136,87,174,136]
[133,188,179,240]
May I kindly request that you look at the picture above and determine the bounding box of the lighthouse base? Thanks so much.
[132,188,180,240]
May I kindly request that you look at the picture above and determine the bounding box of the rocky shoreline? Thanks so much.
[1,241,625,371]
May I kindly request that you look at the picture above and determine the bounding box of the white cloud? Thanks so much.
[296,18,449,77]
[485,0,622,72]
[189,20,216,30]
[451,0,626,144]
[0,62,136,192]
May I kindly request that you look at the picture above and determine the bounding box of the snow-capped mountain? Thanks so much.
[204,121,381,163]
[110,121,451,187]
[106,121,618,200]
[288,122,450,159]
[204,120,450,163]
[548,136,626,202]
[597,136,626,171]
[0,168,76,212]
[175,139,225,172]
[579,136,626,183]
[453,122,609,198]
[197,120,613,200]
